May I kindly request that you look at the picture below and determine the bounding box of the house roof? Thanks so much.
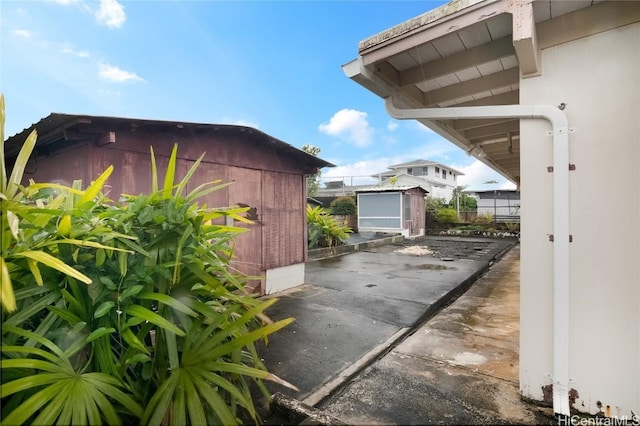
[388,159,465,175]
[372,158,465,177]
[357,174,430,194]
[343,0,638,187]
[4,113,334,170]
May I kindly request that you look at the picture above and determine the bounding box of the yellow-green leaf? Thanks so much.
[150,146,158,193]
[6,129,37,199]
[77,166,114,205]
[1,257,16,312]
[14,251,92,284]
[57,215,71,237]
[6,210,19,240]
[162,144,178,199]
[126,305,185,336]
[26,258,43,286]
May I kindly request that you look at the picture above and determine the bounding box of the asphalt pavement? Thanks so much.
[254,236,545,425]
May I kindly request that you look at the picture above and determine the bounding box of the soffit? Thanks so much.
[345,0,634,186]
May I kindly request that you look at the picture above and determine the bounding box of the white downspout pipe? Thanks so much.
[385,97,571,417]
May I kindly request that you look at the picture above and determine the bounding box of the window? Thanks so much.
[357,192,402,229]
[403,193,411,221]
[442,169,446,179]
[409,167,426,176]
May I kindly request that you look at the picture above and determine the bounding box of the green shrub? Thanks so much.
[475,213,494,223]
[504,222,520,233]
[330,196,356,216]
[307,205,352,248]
[425,196,448,213]
[434,208,459,224]
[0,95,295,425]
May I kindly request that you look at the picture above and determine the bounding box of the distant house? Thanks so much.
[356,178,427,237]
[372,159,464,202]
[466,189,520,221]
[5,113,332,295]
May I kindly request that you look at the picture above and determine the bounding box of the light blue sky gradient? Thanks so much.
[1,0,515,191]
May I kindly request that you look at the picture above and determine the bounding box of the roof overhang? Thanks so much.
[343,0,640,186]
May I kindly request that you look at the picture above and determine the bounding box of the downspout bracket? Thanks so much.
[548,234,573,242]
[546,127,577,136]
[547,164,576,172]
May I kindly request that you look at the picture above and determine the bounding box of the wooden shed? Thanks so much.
[356,182,427,238]
[5,113,332,295]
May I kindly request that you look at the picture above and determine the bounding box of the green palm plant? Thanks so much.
[0,94,106,313]
[307,205,352,248]
[97,144,297,425]
[1,96,296,425]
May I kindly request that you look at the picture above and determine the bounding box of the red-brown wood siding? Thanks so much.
[22,144,91,188]
[262,171,305,270]
[227,166,263,282]
[409,188,426,235]
[18,126,313,294]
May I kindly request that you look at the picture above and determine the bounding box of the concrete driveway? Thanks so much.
[257,236,517,419]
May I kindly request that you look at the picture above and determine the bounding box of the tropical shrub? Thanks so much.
[329,196,356,216]
[0,95,296,425]
[475,212,494,223]
[434,207,459,224]
[307,205,352,249]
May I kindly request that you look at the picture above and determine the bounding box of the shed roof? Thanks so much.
[343,0,639,186]
[4,113,333,171]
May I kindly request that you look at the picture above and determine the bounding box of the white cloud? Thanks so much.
[62,46,90,58]
[99,63,143,83]
[95,0,125,28]
[454,160,517,190]
[387,121,398,131]
[12,29,32,38]
[319,108,374,148]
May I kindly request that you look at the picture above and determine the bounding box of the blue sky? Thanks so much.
[1,0,515,191]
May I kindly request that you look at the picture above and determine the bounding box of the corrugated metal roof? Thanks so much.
[356,184,428,193]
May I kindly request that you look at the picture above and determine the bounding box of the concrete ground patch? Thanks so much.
[256,236,520,423]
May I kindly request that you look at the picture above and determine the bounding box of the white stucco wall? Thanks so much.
[519,23,640,416]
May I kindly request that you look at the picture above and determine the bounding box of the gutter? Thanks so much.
[384,96,571,417]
